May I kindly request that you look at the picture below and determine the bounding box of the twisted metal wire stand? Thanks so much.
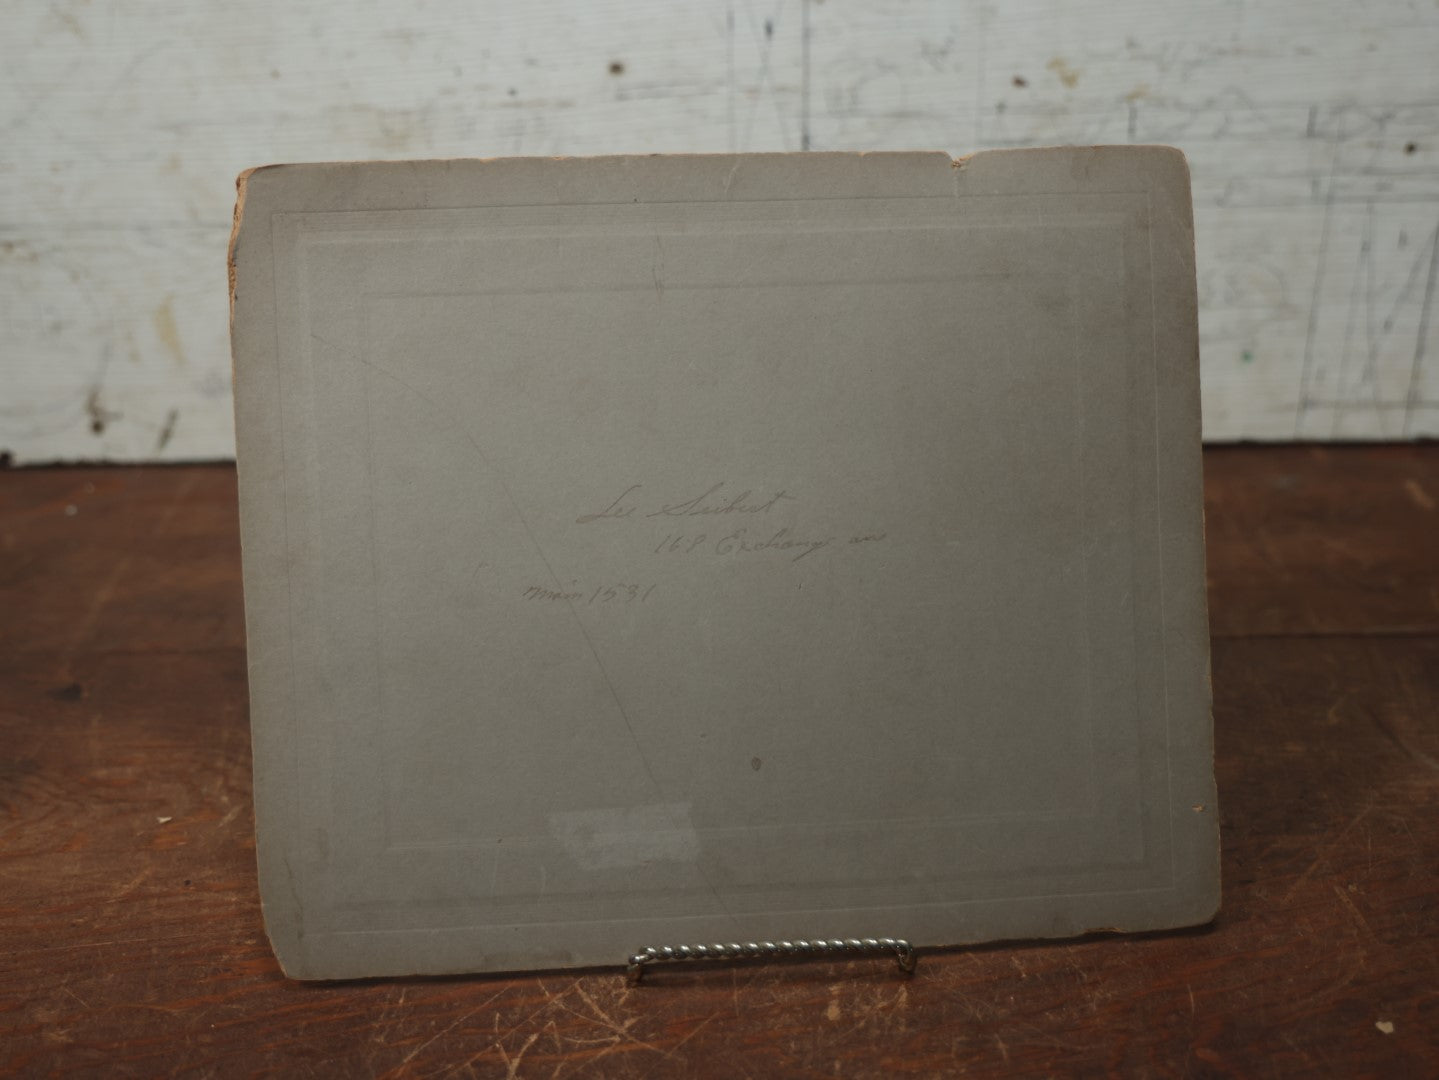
[626,937,916,984]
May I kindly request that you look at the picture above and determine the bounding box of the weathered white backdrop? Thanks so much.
[3,0,1438,462]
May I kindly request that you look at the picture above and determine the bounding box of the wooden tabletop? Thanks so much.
[2,446,1436,1077]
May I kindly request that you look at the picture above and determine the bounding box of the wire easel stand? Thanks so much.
[626,937,916,984]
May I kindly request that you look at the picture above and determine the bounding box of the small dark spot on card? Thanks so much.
[751,756,762,771]
[609,60,625,76]
[1405,141,1418,154]
[1012,75,1027,88]
[50,682,84,702]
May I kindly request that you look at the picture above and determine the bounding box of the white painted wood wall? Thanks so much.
[3,0,1437,462]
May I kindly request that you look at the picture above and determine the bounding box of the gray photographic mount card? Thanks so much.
[228,147,1218,980]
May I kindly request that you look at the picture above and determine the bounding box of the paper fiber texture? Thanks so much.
[229,148,1217,979]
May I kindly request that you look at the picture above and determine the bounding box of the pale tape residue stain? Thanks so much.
[550,803,699,870]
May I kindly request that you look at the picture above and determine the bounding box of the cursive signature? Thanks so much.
[575,482,793,524]
[646,482,794,519]
[575,484,643,524]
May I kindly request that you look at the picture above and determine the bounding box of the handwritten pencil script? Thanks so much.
[576,482,794,524]
[573,482,887,563]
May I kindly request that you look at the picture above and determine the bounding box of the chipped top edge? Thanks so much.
[228,169,257,333]
[225,145,1182,174]
[228,167,266,388]
[222,147,1186,302]
[227,164,290,315]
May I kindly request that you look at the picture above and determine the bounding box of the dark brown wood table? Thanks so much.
[2,446,1436,1077]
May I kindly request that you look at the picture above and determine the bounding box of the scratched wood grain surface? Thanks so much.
[1,446,1436,1077]
[3,2,1439,462]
